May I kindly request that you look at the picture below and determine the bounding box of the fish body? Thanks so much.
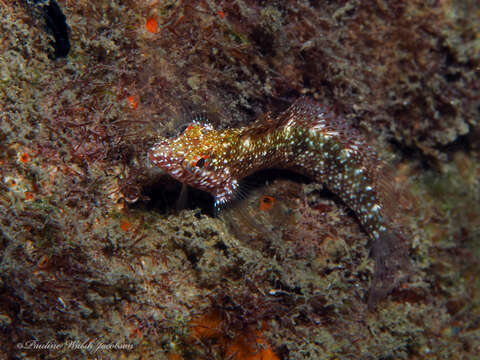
[149,97,410,305]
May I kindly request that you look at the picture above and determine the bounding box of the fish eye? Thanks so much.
[185,155,208,172]
[195,157,205,168]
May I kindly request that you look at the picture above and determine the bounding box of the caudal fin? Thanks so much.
[368,229,413,309]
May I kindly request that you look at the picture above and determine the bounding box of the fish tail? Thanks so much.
[368,228,413,309]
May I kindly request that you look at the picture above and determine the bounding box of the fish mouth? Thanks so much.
[148,142,176,166]
[148,147,189,181]
[148,144,219,194]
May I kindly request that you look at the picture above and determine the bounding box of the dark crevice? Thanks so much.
[24,0,70,58]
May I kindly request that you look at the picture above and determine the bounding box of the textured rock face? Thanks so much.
[0,1,479,359]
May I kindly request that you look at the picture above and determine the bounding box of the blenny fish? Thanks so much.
[149,97,411,305]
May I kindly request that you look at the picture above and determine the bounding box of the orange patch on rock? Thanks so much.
[259,195,275,211]
[145,17,158,33]
[190,312,279,360]
[190,312,222,340]
[24,191,35,201]
[127,95,138,109]
[120,219,133,232]
[225,332,279,360]
[19,152,31,163]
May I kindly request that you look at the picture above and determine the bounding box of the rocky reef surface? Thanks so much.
[0,1,479,359]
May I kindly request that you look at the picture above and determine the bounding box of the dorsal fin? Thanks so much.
[275,97,346,133]
[244,111,281,136]
[190,113,210,125]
